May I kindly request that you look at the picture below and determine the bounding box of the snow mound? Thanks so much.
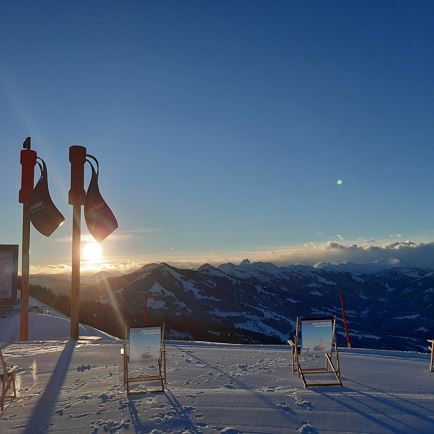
[0,296,118,345]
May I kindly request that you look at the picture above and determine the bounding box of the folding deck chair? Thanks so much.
[288,316,343,387]
[0,348,17,411]
[123,325,166,394]
[428,340,434,372]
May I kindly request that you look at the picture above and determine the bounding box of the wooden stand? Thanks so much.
[288,316,343,387]
[428,339,434,372]
[0,349,17,412]
[123,324,167,394]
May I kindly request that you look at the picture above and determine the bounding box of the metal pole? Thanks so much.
[70,204,81,339]
[339,292,351,348]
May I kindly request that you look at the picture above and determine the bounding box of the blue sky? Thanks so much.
[2,1,434,272]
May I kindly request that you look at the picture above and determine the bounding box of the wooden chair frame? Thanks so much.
[0,348,17,412]
[428,339,434,372]
[288,316,342,387]
[123,324,167,394]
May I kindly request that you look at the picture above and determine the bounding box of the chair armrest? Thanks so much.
[7,366,17,374]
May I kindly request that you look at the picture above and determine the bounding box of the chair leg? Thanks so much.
[158,360,164,391]
[160,372,164,392]
[1,385,5,412]
[12,374,17,398]
[430,347,434,372]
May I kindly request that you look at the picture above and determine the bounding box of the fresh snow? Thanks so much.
[142,283,189,311]
[181,279,219,301]
[1,340,434,433]
[0,297,118,345]
[393,314,421,320]
[211,309,244,318]
[147,298,167,309]
[286,297,299,304]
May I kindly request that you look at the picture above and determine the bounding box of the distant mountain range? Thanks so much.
[33,260,434,351]
[30,270,120,299]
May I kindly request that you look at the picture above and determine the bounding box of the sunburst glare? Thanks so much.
[82,240,102,262]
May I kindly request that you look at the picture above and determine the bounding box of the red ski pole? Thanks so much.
[339,292,351,348]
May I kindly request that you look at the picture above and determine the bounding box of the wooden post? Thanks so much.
[70,204,81,339]
[18,139,36,341]
[19,202,31,341]
[339,292,351,348]
[68,145,87,340]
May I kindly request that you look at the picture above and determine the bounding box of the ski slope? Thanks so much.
[1,339,433,433]
[0,296,118,344]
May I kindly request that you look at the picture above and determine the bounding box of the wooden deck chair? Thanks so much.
[0,348,17,412]
[123,324,166,394]
[288,316,343,387]
[428,340,434,372]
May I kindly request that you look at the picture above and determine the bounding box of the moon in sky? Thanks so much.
[336,179,343,185]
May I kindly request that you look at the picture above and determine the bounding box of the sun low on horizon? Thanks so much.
[82,240,103,263]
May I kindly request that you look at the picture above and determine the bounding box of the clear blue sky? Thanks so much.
[2,1,434,271]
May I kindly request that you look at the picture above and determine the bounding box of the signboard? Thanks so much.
[129,327,161,363]
[128,327,161,382]
[0,245,18,302]
[300,319,333,368]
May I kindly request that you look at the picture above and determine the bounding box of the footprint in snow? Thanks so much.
[182,406,193,413]
[275,386,297,393]
[277,402,292,413]
[1,414,17,420]
[298,422,318,433]
[70,412,92,419]
[77,364,95,372]
[221,428,240,434]
[99,393,113,403]
[296,399,313,410]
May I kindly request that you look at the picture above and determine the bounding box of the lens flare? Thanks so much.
[82,241,102,262]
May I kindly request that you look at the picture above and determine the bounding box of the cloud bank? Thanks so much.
[30,239,434,274]
[266,240,434,269]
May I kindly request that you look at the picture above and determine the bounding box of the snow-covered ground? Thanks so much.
[1,339,434,433]
[0,296,118,344]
